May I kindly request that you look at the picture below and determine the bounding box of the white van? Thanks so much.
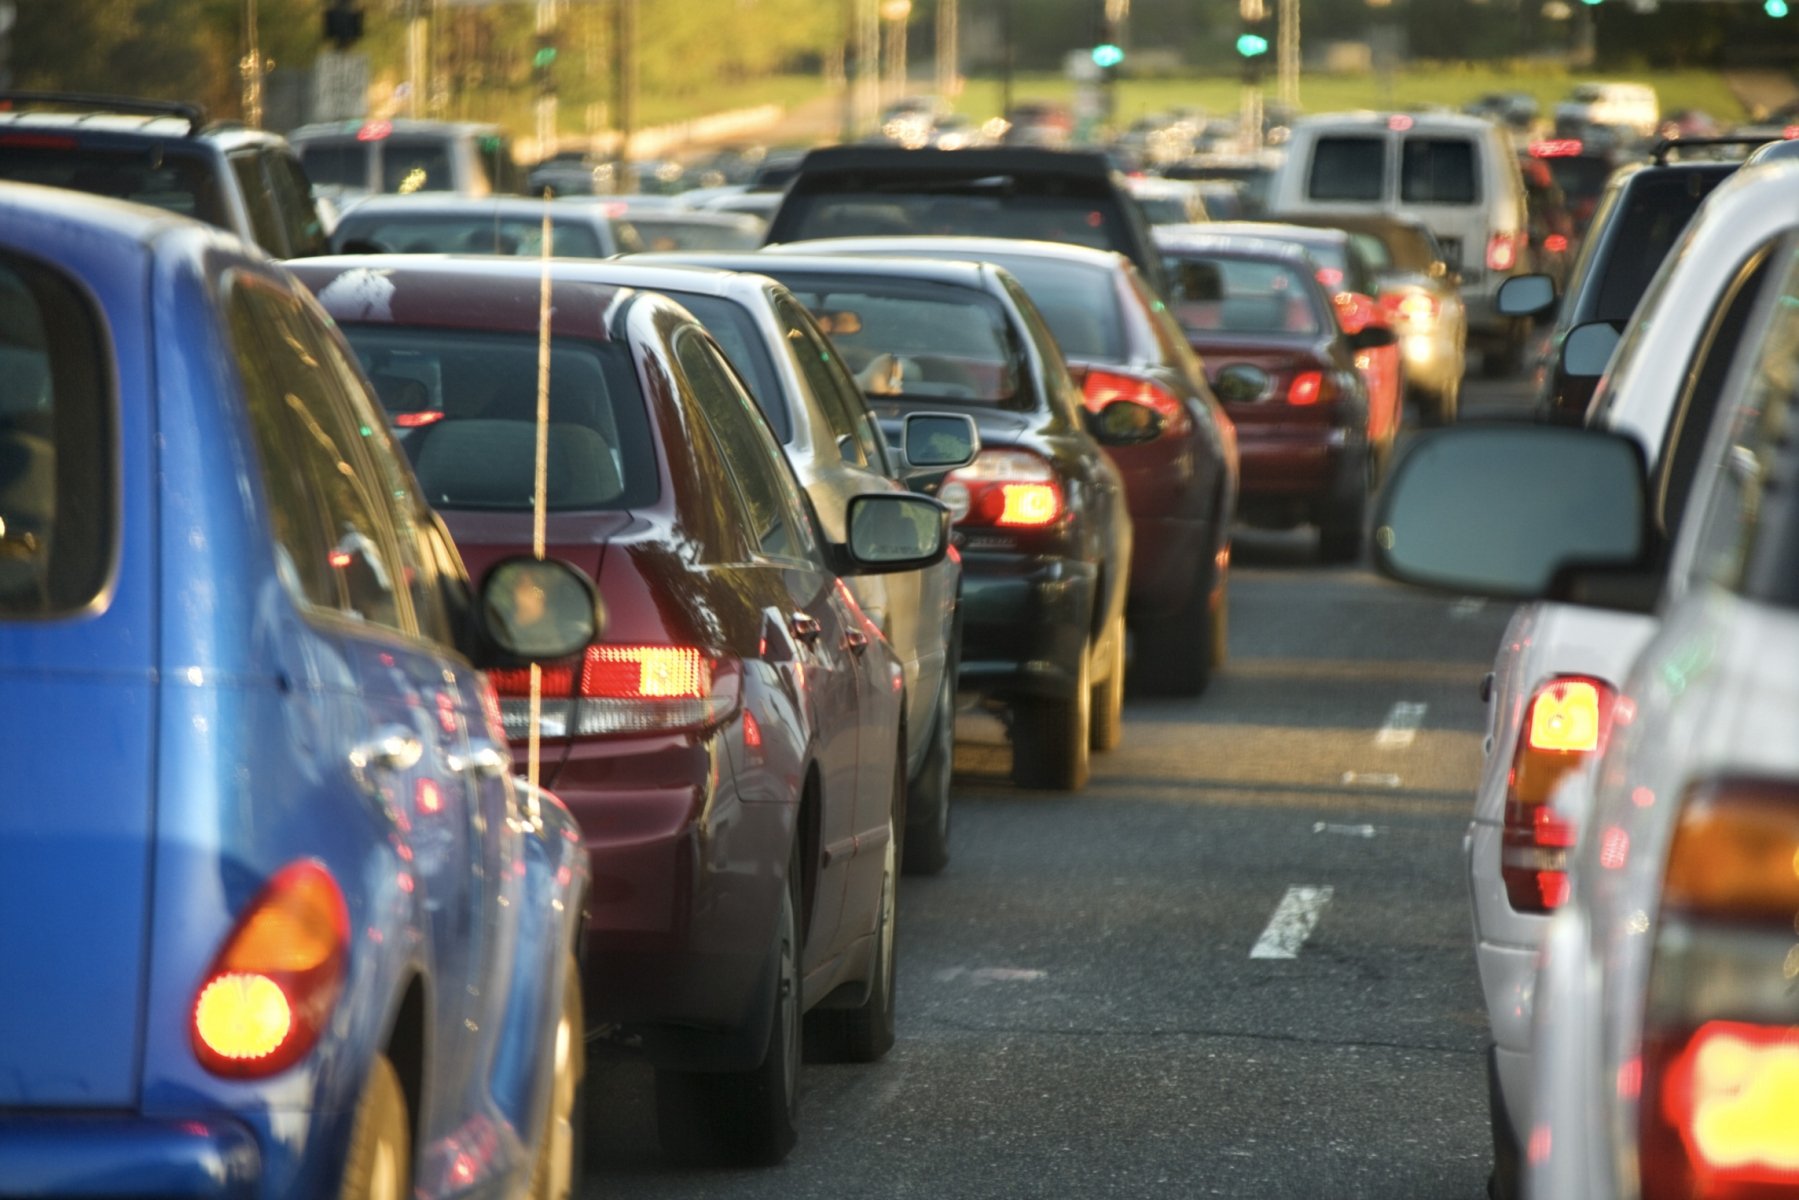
[1267,111,1532,373]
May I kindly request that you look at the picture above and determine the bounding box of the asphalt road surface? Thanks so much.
[580,375,1538,1199]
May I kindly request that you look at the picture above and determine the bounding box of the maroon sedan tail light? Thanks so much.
[490,645,738,736]
[1501,675,1616,913]
[1637,779,1799,1200]
[939,449,1065,529]
[1079,367,1188,429]
[1286,370,1342,407]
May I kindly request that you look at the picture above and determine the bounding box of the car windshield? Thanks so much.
[1166,255,1323,335]
[777,189,1129,253]
[769,275,1024,408]
[338,326,657,512]
[0,144,229,227]
[334,213,604,257]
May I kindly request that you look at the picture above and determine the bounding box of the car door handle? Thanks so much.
[844,628,870,656]
[348,726,423,793]
[790,612,823,645]
[448,742,512,779]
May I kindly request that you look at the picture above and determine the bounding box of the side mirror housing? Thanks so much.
[1562,320,1622,380]
[475,556,606,665]
[841,493,951,575]
[1497,273,1556,318]
[1373,425,1651,603]
[899,411,980,481]
[1348,324,1398,352]
[1086,399,1167,446]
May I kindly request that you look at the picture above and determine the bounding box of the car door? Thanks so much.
[674,328,873,962]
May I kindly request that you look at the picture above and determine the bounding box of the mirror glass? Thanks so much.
[1497,274,1556,317]
[1092,400,1165,445]
[1213,363,1271,403]
[848,494,949,567]
[904,412,979,469]
[1563,321,1622,379]
[1374,426,1647,597]
[481,557,602,661]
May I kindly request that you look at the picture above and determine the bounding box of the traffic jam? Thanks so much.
[6,9,1799,1197]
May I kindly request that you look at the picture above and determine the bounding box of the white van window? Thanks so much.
[1308,137,1385,203]
[1400,139,1478,205]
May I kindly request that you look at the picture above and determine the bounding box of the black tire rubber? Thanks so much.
[809,757,901,1063]
[654,860,803,1167]
[1010,640,1092,790]
[339,1053,411,1200]
[529,956,585,1200]
[1088,612,1126,752]
[903,625,958,877]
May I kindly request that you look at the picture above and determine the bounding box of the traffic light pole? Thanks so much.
[534,0,557,160]
[1239,0,1266,152]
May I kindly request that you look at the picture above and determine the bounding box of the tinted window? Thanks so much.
[777,294,885,468]
[772,274,1024,409]
[777,189,1130,254]
[1590,172,1729,324]
[297,141,368,190]
[334,213,602,257]
[973,255,1125,362]
[269,153,329,257]
[663,293,790,441]
[382,138,456,194]
[1168,255,1323,335]
[0,252,112,617]
[0,145,229,227]
[340,326,654,513]
[230,153,286,254]
[1400,138,1478,205]
[630,217,763,252]
[1308,137,1385,203]
[1544,156,1613,201]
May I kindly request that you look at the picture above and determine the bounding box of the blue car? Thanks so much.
[0,181,595,1199]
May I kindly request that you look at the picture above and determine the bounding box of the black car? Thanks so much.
[1499,144,1743,422]
[0,91,328,258]
[763,146,1169,296]
[644,250,1138,791]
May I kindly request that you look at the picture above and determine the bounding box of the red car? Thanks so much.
[1155,233,1394,562]
[291,255,950,1167]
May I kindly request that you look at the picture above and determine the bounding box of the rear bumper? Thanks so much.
[1236,428,1347,499]
[957,553,1096,704]
[0,1115,260,1198]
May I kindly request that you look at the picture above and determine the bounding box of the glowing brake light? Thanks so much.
[192,861,349,1077]
[1530,139,1584,158]
[940,449,1065,530]
[1501,676,1616,913]
[1544,234,1570,255]
[1080,367,1187,428]
[1286,370,1340,407]
[1664,1023,1799,1182]
[1385,292,1439,324]
[584,645,709,700]
[489,646,735,737]
[357,120,393,142]
[392,410,446,428]
[1487,232,1523,273]
[1316,266,1345,290]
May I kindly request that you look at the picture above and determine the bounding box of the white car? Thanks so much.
[1411,159,1799,1198]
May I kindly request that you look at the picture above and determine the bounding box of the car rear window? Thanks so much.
[1400,138,1478,205]
[333,212,604,257]
[1166,255,1323,336]
[659,291,791,441]
[973,254,1126,361]
[772,275,1025,410]
[0,144,229,227]
[296,140,367,190]
[631,217,764,252]
[776,188,1130,254]
[1307,137,1385,203]
[1544,156,1613,200]
[338,327,657,512]
[0,251,112,617]
[382,138,456,194]
[1591,171,1727,323]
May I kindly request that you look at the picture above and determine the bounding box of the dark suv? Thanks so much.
[763,145,1169,296]
[0,92,328,258]
[1500,140,1753,422]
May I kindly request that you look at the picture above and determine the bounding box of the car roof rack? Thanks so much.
[1650,135,1772,166]
[0,92,206,136]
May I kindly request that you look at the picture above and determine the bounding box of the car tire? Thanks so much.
[528,955,585,1200]
[809,756,901,1063]
[339,1053,410,1200]
[1318,454,1371,565]
[1010,641,1091,791]
[1088,611,1126,752]
[903,621,958,877]
[654,858,803,1167]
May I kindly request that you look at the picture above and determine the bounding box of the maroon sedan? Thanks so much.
[1154,234,1387,562]
[291,256,949,1167]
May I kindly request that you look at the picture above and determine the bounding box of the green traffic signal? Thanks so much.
[533,46,558,69]
[1236,32,1269,57]
[1091,43,1124,69]
[1768,0,1789,16]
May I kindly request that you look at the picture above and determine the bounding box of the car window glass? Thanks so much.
[1308,137,1386,203]
[335,213,603,257]
[269,152,329,257]
[1400,138,1478,205]
[229,153,286,255]
[297,140,369,190]
[974,255,1126,362]
[663,292,790,440]
[383,138,456,194]
[1591,171,1728,324]
[1168,254,1322,336]
[0,251,113,617]
[0,144,230,228]
[777,189,1130,253]
[777,295,880,467]
[230,277,408,633]
[675,329,814,562]
[997,273,1084,426]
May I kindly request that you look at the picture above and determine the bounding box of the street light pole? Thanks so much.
[241,0,265,128]
[935,0,959,98]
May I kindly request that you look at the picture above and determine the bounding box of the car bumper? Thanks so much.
[1237,428,1348,498]
[0,1115,260,1198]
[956,552,1097,704]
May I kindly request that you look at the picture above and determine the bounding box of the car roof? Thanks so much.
[1150,232,1320,265]
[1263,210,1431,237]
[767,235,1129,272]
[790,145,1116,180]
[1170,220,1349,249]
[338,195,603,219]
[289,118,506,141]
[1288,110,1498,135]
[286,255,635,340]
[632,249,1001,291]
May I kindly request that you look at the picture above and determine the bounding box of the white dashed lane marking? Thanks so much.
[1373,701,1429,749]
[1249,886,1335,960]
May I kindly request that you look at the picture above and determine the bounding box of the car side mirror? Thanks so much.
[1087,399,1166,446]
[1349,324,1397,351]
[1562,320,1622,379]
[1373,425,1651,604]
[843,493,951,575]
[1497,274,1556,318]
[475,556,605,665]
[900,411,980,479]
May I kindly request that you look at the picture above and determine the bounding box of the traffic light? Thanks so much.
[1768,0,1789,17]
[323,1,363,49]
[532,32,559,94]
[1236,17,1270,82]
[1236,32,1270,57]
[1091,42,1124,69]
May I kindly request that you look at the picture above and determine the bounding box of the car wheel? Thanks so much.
[655,858,802,1166]
[1088,611,1126,752]
[528,955,585,1200]
[1318,454,1371,565]
[339,1053,410,1200]
[1010,639,1091,790]
[809,756,901,1062]
[903,621,958,877]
